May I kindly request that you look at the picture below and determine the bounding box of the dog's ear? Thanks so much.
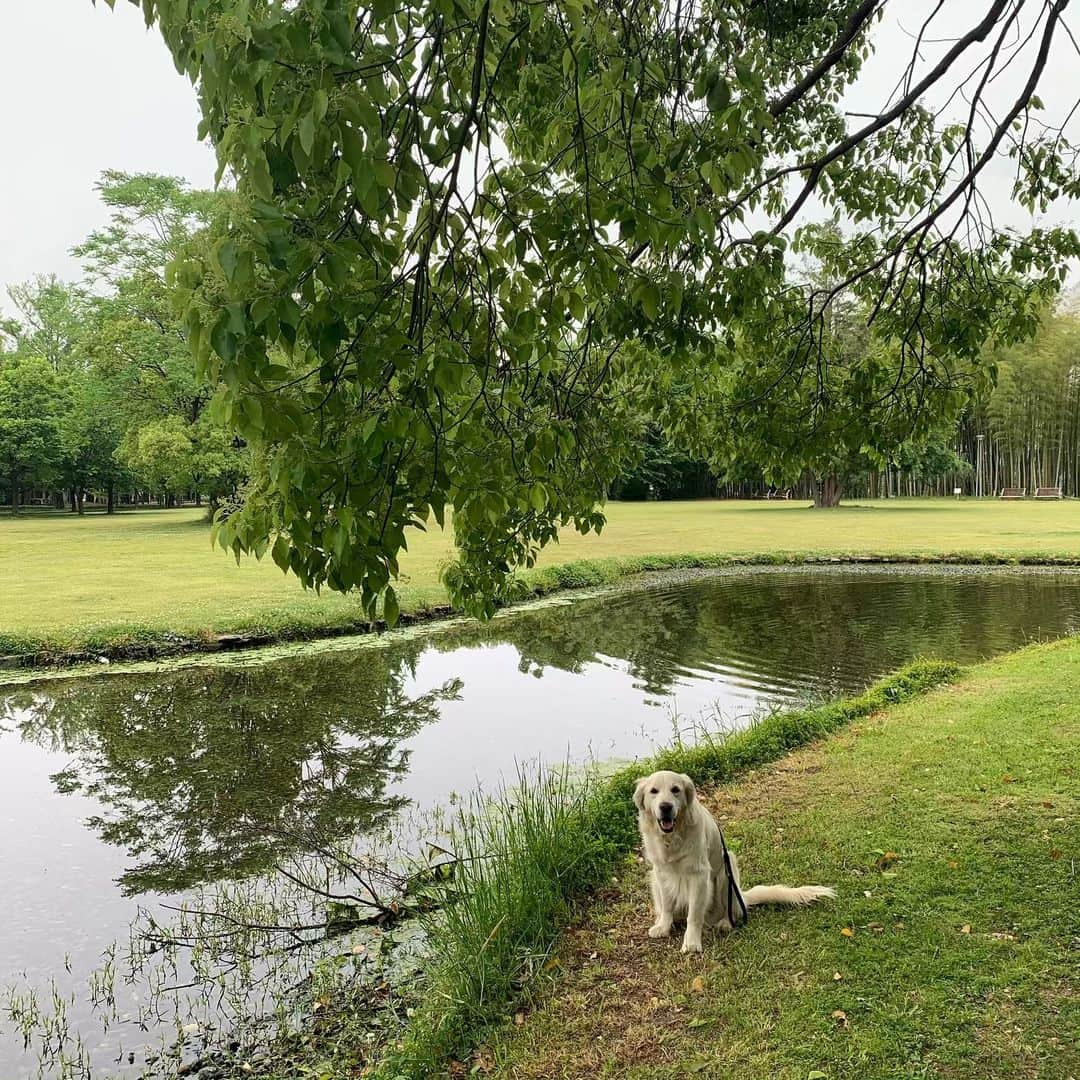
[682,774,696,804]
[633,777,650,811]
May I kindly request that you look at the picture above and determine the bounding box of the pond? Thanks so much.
[2,565,1080,1077]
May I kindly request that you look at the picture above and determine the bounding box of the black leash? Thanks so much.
[719,828,748,927]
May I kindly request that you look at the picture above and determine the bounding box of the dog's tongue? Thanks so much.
[659,819,675,833]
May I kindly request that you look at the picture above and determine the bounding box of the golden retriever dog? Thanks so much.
[635,769,835,953]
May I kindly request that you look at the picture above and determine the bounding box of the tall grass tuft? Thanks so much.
[387,765,622,1075]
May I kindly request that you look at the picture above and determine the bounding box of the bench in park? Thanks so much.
[999,487,1025,499]
[1034,486,1064,500]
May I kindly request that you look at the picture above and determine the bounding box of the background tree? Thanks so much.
[609,425,718,501]
[0,172,248,512]
[57,366,129,513]
[187,412,247,511]
[0,356,65,513]
[982,313,1080,493]
[6,276,87,371]
[78,172,247,507]
[0,317,19,352]
[119,416,195,506]
[75,172,225,429]
[694,243,980,507]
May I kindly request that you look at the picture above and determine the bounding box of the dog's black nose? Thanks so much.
[658,802,674,817]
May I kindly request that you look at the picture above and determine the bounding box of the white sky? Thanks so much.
[0,1,1076,314]
[0,0,216,309]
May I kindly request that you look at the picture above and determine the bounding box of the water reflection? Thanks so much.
[438,565,1080,699]
[6,567,1078,899]
[4,651,462,896]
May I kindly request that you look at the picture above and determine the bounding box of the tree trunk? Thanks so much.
[69,486,79,513]
[107,480,115,515]
[813,474,843,508]
[194,490,202,508]
[10,473,19,516]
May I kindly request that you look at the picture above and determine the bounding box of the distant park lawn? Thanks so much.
[2,498,1079,652]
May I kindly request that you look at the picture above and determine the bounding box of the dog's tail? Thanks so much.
[741,884,836,908]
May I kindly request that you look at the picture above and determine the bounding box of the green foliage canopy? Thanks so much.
[75,172,227,429]
[1,174,246,510]
[107,0,1080,616]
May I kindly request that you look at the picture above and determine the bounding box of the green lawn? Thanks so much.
[2,498,1079,652]
[488,636,1080,1080]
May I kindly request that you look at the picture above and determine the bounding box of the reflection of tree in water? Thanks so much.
[3,646,460,896]
[439,571,1080,699]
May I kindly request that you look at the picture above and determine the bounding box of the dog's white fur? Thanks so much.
[635,769,835,953]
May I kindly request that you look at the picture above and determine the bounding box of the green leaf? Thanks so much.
[383,586,399,627]
[706,79,730,114]
[328,11,353,53]
[638,282,660,321]
[216,239,239,282]
[251,296,275,326]
[340,124,366,178]
[298,112,316,155]
[210,316,237,361]
[373,159,395,189]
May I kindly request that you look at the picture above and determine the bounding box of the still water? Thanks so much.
[2,565,1079,1076]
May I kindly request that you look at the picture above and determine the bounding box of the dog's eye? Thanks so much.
[671,786,681,794]
[649,788,659,795]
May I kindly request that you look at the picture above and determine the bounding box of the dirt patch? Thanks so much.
[495,878,691,1079]
[701,749,831,826]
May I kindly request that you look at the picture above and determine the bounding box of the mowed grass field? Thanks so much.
[488,636,1080,1080]
[1,498,1079,646]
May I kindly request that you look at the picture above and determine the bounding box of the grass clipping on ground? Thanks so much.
[485,638,1080,1080]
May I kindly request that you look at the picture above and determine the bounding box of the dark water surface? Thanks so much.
[2,566,1079,1076]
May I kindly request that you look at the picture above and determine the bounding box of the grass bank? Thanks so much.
[251,660,958,1080]
[3,499,1080,666]
[484,637,1080,1080]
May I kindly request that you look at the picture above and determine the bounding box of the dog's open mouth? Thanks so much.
[658,818,676,833]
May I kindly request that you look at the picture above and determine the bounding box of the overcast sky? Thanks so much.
[1,2,1076,315]
[0,1,216,309]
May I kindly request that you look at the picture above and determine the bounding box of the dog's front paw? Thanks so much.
[648,920,672,939]
[715,918,733,935]
[680,933,703,954]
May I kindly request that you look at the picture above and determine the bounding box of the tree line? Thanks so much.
[2,172,1076,516]
[617,304,1080,505]
[0,174,246,514]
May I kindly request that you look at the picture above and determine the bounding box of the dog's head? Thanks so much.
[633,770,696,835]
